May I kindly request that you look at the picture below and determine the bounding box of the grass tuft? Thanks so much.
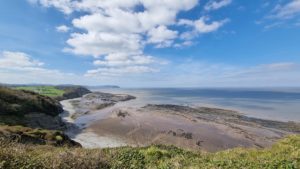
[0,135,299,169]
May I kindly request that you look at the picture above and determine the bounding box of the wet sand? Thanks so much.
[60,92,300,152]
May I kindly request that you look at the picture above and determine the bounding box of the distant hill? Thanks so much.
[87,85,120,89]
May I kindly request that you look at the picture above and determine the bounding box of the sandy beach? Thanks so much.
[60,92,300,152]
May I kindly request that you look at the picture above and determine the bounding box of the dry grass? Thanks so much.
[0,135,299,169]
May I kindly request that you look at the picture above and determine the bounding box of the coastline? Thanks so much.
[60,98,129,148]
[59,92,300,152]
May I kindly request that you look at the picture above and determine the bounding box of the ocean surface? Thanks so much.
[93,88,300,122]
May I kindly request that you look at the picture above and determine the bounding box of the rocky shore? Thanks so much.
[61,92,300,152]
[63,92,136,120]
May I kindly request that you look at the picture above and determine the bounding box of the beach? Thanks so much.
[60,90,300,152]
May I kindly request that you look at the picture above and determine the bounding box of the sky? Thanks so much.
[0,0,300,87]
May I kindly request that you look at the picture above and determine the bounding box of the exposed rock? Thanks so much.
[66,92,136,120]
[196,140,203,147]
[55,86,91,101]
[144,104,300,133]
[24,113,66,130]
[166,130,193,139]
[85,92,136,102]
[116,110,130,118]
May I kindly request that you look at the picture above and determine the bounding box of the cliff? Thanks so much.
[0,86,80,147]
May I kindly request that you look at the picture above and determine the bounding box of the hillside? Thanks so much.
[0,135,299,169]
[55,85,91,100]
[0,86,79,147]
[0,86,63,117]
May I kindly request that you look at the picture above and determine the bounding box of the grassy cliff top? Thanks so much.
[0,135,299,169]
[15,86,64,97]
[13,85,91,100]
[0,86,63,117]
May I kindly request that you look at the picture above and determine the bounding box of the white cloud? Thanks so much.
[193,17,229,33]
[0,51,44,68]
[204,0,232,11]
[28,0,233,78]
[147,25,178,48]
[67,1,199,56]
[179,17,229,40]
[270,0,300,19]
[56,25,70,32]
[0,51,81,84]
[28,0,74,14]
[93,53,154,67]
[72,11,142,34]
[85,66,157,77]
[65,32,143,57]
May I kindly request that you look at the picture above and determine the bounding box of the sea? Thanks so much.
[93,88,300,122]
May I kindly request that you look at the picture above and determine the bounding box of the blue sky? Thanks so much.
[0,0,300,87]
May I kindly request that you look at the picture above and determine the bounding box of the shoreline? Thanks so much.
[60,98,130,148]
[60,92,300,152]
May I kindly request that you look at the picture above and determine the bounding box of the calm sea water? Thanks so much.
[93,88,300,122]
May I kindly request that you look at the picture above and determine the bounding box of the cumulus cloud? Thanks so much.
[65,32,143,57]
[179,17,229,40]
[93,53,154,67]
[87,52,160,77]
[0,51,44,68]
[147,25,178,48]
[28,0,232,78]
[204,0,232,11]
[56,25,70,32]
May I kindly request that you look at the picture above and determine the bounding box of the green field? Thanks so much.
[15,86,64,97]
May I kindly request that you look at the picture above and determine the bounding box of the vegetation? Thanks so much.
[0,125,80,147]
[1,86,299,168]
[0,135,299,169]
[55,85,91,101]
[0,87,80,153]
[0,86,63,117]
[14,85,91,100]
[15,86,65,97]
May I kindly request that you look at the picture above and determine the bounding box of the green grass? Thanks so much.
[0,125,79,147]
[15,86,64,97]
[0,135,299,169]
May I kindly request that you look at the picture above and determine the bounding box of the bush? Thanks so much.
[0,135,299,169]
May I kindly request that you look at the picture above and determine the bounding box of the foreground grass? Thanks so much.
[15,86,65,97]
[0,125,80,147]
[0,135,299,169]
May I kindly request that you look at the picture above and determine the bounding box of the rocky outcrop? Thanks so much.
[84,92,136,102]
[144,104,300,133]
[66,92,136,120]
[55,86,91,101]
